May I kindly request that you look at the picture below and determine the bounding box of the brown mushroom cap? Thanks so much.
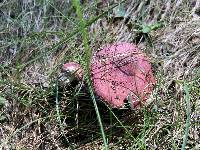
[91,42,156,109]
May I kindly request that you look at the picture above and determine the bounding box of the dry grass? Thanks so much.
[0,0,200,149]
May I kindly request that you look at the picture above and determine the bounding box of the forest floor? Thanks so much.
[0,0,200,149]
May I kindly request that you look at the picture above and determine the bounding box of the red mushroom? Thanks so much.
[62,62,83,79]
[62,42,156,109]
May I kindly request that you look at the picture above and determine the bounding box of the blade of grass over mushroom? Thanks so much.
[72,0,108,149]
[181,82,191,150]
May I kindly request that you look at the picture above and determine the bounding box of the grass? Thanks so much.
[181,82,191,150]
[0,0,200,149]
[73,0,107,149]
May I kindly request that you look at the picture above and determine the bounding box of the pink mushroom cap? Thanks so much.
[62,42,156,109]
[91,42,156,108]
[62,62,83,79]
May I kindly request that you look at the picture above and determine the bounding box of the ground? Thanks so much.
[0,0,200,149]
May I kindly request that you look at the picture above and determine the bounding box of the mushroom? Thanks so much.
[62,62,83,80]
[62,42,156,109]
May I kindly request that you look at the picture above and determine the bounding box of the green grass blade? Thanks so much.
[72,0,108,149]
[55,80,75,150]
[181,82,191,150]
[17,1,120,72]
